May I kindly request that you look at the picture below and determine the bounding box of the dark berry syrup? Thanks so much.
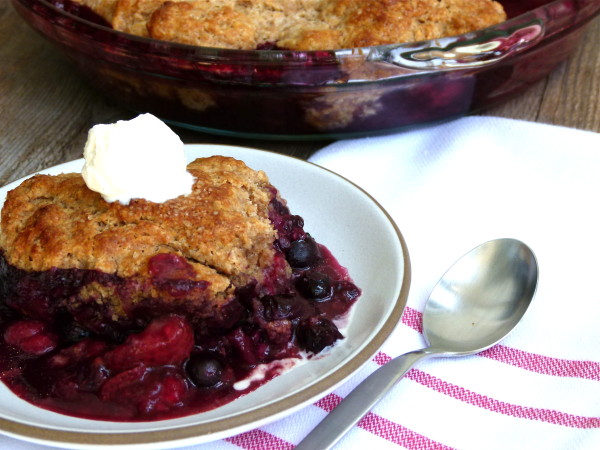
[0,194,360,421]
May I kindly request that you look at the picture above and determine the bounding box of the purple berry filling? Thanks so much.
[0,196,361,421]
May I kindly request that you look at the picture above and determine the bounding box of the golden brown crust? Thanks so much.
[113,0,175,36]
[0,156,280,303]
[72,0,506,50]
[326,0,506,46]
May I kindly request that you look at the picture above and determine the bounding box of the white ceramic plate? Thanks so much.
[0,145,410,449]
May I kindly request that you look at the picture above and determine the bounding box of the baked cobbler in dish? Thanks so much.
[0,156,360,420]
[66,0,506,50]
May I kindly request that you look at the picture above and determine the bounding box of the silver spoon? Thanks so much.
[296,238,538,449]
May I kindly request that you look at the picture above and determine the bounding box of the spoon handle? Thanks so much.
[295,348,434,450]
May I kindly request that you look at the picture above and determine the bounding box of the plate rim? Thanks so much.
[0,144,411,448]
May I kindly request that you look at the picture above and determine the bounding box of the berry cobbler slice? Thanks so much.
[0,156,360,421]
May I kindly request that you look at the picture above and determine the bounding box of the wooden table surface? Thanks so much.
[1,2,599,188]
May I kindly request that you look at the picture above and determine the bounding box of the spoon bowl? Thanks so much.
[296,238,538,449]
[424,238,538,355]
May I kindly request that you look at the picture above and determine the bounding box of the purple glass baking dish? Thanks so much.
[10,0,600,139]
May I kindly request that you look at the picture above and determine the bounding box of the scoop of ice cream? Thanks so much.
[81,114,194,204]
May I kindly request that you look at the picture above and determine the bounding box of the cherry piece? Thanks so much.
[18,334,58,356]
[4,320,58,355]
[148,253,196,279]
[103,315,194,371]
[227,327,258,366]
[100,366,187,415]
[48,340,108,369]
[148,254,209,296]
[4,320,46,345]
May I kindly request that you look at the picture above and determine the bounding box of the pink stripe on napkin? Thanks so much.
[405,369,600,429]
[225,429,294,450]
[401,306,600,380]
[375,349,600,428]
[316,393,453,450]
[480,345,600,381]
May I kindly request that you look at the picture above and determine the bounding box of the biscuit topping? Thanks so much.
[0,151,362,421]
[70,0,507,50]
[82,113,194,204]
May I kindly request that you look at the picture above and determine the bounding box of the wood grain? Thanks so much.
[486,18,600,131]
[1,2,599,187]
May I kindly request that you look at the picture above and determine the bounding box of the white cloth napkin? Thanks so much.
[303,116,600,449]
[2,117,600,450]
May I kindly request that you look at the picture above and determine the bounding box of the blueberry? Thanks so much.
[261,294,309,321]
[62,321,92,343]
[270,198,289,215]
[0,300,18,325]
[296,317,343,354]
[186,354,224,388]
[101,325,128,344]
[286,236,320,269]
[297,272,332,301]
[282,215,304,234]
[54,310,93,343]
[77,358,110,392]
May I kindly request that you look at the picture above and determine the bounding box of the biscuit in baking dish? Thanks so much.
[70,0,507,50]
